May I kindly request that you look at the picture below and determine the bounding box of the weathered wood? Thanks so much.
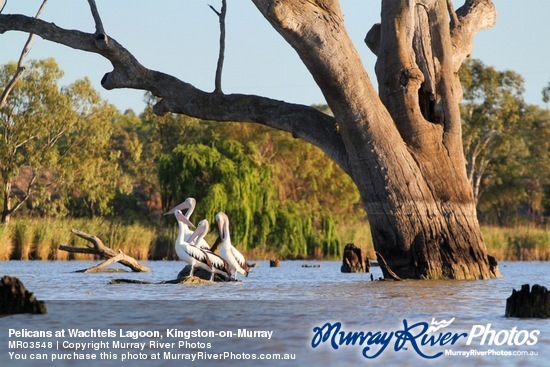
[83,252,125,273]
[0,276,46,315]
[341,243,367,273]
[270,259,280,267]
[505,284,550,318]
[0,1,502,280]
[59,228,151,273]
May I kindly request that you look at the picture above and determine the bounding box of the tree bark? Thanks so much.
[0,0,500,279]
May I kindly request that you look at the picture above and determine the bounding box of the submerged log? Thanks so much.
[0,276,47,315]
[341,243,369,273]
[505,284,550,318]
[59,229,151,273]
[109,265,227,285]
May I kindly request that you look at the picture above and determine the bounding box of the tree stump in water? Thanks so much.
[270,259,280,267]
[341,243,368,273]
[177,265,231,282]
[0,276,47,315]
[109,265,231,285]
[505,284,550,318]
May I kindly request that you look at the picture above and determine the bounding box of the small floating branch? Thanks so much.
[375,251,402,281]
[59,228,151,273]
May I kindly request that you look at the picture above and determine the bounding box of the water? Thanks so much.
[1,260,548,366]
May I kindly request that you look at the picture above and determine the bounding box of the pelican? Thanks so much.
[215,212,249,280]
[188,219,232,282]
[173,210,212,278]
[165,198,210,250]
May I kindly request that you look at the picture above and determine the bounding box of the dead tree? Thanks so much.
[0,0,501,280]
[59,229,151,273]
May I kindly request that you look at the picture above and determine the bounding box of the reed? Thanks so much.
[108,223,156,260]
[482,226,549,261]
[32,221,54,260]
[0,224,12,260]
[13,222,33,260]
[0,218,547,262]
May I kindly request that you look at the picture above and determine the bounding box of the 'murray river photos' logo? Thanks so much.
[310,318,540,359]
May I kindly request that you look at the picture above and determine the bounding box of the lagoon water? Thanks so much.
[1,260,548,366]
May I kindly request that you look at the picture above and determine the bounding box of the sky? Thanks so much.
[1,0,549,113]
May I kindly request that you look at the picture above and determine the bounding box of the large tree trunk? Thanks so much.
[0,0,500,279]
[253,0,499,279]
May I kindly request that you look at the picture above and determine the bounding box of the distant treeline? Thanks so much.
[0,58,548,259]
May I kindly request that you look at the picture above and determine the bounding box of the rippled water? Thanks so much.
[1,260,548,366]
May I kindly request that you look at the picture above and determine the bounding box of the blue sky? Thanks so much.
[1,0,549,113]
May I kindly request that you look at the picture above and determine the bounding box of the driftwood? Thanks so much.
[59,229,151,273]
[0,276,47,315]
[505,284,550,318]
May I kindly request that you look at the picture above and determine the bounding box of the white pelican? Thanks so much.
[188,219,232,281]
[173,210,212,278]
[165,198,210,250]
[215,212,249,280]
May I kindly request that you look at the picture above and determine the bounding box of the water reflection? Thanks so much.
[0,261,548,366]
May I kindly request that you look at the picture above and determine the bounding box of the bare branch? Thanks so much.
[209,0,227,94]
[87,0,105,35]
[6,173,37,216]
[59,229,151,272]
[0,0,47,109]
[0,13,351,175]
[208,4,221,17]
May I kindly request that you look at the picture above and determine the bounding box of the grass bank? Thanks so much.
[0,219,156,261]
[0,219,547,261]
[481,226,550,261]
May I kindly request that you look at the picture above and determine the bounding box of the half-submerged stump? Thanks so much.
[109,265,228,285]
[505,284,550,318]
[0,276,47,315]
[59,229,151,273]
[270,259,280,267]
[341,243,369,273]
[176,265,231,282]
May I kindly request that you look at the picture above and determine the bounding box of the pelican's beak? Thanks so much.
[164,200,192,216]
[175,210,195,228]
[187,224,205,244]
[216,216,225,240]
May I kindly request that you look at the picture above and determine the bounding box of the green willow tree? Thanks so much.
[159,138,277,250]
